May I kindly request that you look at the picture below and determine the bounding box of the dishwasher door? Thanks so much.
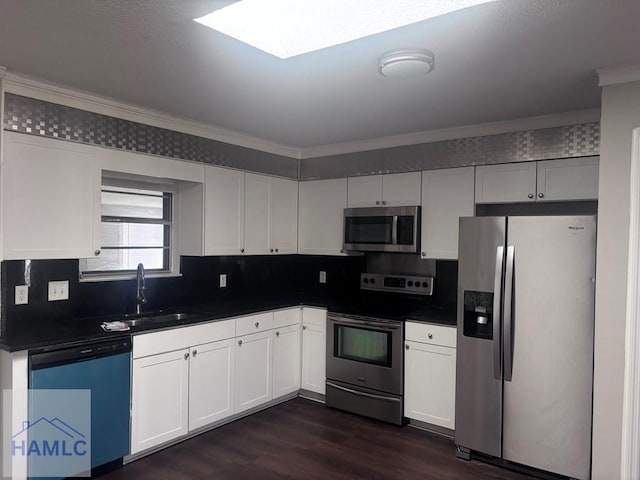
[29,337,131,479]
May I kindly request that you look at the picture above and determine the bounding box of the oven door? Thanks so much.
[326,314,403,395]
[343,206,420,253]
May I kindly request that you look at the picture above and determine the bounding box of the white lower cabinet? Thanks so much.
[188,338,235,430]
[301,307,327,395]
[273,324,301,398]
[235,330,273,414]
[131,349,190,454]
[404,322,456,430]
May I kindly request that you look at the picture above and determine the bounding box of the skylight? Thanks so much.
[194,0,496,59]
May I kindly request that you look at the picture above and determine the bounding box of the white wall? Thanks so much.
[592,80,640,479]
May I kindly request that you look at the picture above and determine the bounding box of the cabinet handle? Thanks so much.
[421,251,426,257]
[275,248,279,253]
[238,340,243,346]
[94,250,101,256]
[538,192,544,198]
[302,325,307,330]
[376,200,381,205]
[405,344,410,350]
[528,193,534,199]
[184,352,190,360]
[382,200,387,206]
[192,349,197,357]
[255,322,260,328]
[241,248,245,253]
[275,331,280,337]
[340,249,344,254]
[270,248,274,253]
[428,333,433,339]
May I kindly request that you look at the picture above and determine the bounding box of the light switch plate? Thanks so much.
[220,274,227,288]
[48,280,69,301]
[319,271,327,284]
[15,285,28,305]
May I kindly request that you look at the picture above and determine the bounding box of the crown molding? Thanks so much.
[598,64,640,87]
[3,71,301,159]
[298,109,601,159]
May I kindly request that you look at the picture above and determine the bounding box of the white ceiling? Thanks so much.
[0,0,639,150]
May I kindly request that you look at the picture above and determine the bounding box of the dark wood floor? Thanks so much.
[98,398,533,480]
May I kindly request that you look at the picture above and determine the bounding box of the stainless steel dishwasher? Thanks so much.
[28,336,131,479]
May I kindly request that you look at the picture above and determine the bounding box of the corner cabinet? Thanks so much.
[301,307,327,395]
[404,322,456,430]
[475,157,599,204]
[347,172,421,207]
[1,132,101,260]
[421,167,475,260]
[298,178,348,255]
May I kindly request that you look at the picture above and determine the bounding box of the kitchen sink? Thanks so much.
[121,311,202,328]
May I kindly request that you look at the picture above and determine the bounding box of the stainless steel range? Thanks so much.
[326,273,434,426]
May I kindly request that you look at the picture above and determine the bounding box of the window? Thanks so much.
[80,177,175,278]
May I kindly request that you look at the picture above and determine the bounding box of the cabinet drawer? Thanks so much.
[273,307,301,328]
[236,312,274,336]
[405,322,456,348]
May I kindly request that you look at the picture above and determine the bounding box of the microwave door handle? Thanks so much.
[391,216,398,245]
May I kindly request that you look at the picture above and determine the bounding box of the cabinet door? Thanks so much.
[404,340,456,429]
[270,177,298,254]
[421,167,474,260]
[536,157,599,202]
[2,132,100,259]
[131,349,189,454]
[382,172,422,206]
[273,324,301,398]
[347,175,383,207]
[301,309,327,395]
[204,166,245,255]
[475,162,537,204]
[188,338,235,431]
[235,330,273,413]
[244,173,271,254]
[298,178,348,255]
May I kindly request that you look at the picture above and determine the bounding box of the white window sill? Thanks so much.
[79,272,183,283]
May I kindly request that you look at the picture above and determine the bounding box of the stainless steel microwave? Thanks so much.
[343,206,421,253]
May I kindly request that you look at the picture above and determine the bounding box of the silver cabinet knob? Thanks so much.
[538,192,544,198]
[270,248,274,253]
[238,340,243,346]
[241,248,245,253]
[428,333,433,339]
[275,331,280,337]
[94,250,101,256]
[302,325,307,330]
[192,349,197,357]
[421,251,426,257]
[340,249,344,254]
[275,248,279,253]
[528,193,534,199]
[405,344,410,350]
[376,200,381,205]
[184,352,190,360]
[255,322,260,328]
[382,200,387,206]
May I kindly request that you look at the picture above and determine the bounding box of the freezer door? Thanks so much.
[455,216,506,458]
[502,216,595,479]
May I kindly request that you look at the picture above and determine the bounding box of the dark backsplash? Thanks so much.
[1,254,457,339]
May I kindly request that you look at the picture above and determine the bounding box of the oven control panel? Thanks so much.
[360,273,434,295]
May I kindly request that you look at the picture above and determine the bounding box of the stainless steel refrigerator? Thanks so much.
[455,216,596,480]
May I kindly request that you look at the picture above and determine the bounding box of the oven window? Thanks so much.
[335,325,391,367]
[345,216,393,244]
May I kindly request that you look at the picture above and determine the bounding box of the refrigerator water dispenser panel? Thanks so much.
[463,291,494,339]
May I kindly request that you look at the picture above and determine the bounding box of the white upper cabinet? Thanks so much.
[204,166,245,255]
[421,167,475,260]
[270,177,298,254]
[244,173,298,255]
[475,162,538,204]
[1,132,101,260]
[475,157,599,204]
[298,178,348,255]
[536,157,599,201]
[347,172,421,207]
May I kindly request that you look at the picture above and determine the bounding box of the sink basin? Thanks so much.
[121,312,202,328]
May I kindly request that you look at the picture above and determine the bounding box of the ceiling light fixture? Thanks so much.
[194,0,496,59]
[378,49,435,79]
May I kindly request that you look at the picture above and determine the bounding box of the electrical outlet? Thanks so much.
[15,285,28,305]
[319,271,327,284]
[48,280,69,301]
[220,274,227,288]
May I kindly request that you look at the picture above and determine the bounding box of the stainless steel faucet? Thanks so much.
[136,263,147,314]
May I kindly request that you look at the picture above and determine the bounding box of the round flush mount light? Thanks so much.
[378,49,435,79]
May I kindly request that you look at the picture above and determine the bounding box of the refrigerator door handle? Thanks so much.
[493,246,505,380]
[504,245,515,382]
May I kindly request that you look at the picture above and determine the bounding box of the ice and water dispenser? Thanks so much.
[463,291,494,339]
